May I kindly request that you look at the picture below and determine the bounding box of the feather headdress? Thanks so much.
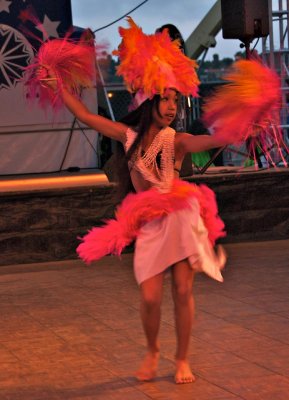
[113,17,200,99]
[202,58,288,166]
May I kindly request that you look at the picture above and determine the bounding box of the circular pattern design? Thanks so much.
[0,24,34,89]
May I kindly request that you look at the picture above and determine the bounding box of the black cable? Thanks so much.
[59,116,78,171]
[58,82,98,171]
[251,37,260,52]
[76,120,99,155]
[93,0,149,33]
[282,26,288,42]
[58,118,100,170]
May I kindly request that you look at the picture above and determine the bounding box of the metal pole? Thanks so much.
[262,37,267,63]
[279,0,284,51]
[287,0,289,48]
[279,0,287,125]
[268,0,275,67]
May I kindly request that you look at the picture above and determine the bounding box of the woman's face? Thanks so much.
[152,89,178,128]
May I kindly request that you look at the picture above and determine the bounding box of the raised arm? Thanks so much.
[60,88,127,143]
[39,67,127,143]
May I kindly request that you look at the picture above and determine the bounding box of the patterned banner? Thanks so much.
[0,0,72,89]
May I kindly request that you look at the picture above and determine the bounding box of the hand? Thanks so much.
[37,65,57,91]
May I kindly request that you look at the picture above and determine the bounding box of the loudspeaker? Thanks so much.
[221,0,269,40]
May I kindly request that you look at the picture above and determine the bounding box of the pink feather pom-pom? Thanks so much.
[24,37,98,109]
[202,58,282,144]
[202,58,288,167]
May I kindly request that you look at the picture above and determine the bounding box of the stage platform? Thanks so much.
[0,167,288,266]
[0,169,109,192]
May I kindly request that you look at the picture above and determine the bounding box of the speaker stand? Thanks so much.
[240,38,253,59]
[199,146,227,174]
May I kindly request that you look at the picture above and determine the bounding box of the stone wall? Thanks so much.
[189,169,289,242]
[0,184,115,266]
[0,169,288,266]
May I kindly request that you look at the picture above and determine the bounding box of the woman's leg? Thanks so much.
[171,259,195,384]
[135,272,165,381]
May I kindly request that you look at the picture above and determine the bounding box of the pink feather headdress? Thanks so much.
[113,17,200,99]
[202,57,288,166]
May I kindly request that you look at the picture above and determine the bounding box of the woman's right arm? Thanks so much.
[39,65,127,143]
[61,87,127,143]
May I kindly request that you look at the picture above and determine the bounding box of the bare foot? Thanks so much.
[175,360,195,384]
[135,351,160,381]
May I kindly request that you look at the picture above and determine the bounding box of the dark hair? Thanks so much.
[156,24,186,54]
[114,93,181,201]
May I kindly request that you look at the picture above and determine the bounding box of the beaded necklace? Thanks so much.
[125,127,175,192]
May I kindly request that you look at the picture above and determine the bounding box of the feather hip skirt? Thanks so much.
[134,197,226,285]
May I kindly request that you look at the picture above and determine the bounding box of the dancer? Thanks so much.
[36,18,228,384]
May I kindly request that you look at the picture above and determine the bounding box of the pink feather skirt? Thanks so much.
[134,197,226,285]
[76,179,226,283]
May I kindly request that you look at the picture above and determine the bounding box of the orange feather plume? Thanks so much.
[202,58,288,166]
[113,17,200,98]
[202,58,282,143]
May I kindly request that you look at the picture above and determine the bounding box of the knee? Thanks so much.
[141,293,162,312]
[173,284,192,306]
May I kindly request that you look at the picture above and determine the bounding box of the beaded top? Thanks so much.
[124,127,175,192]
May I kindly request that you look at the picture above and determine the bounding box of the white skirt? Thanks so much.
[134,198,226,285]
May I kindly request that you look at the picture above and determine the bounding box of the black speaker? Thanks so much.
[221,0,269,40]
